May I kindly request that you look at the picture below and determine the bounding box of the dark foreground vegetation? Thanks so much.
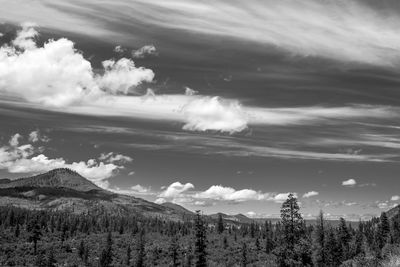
[1,194,400,266]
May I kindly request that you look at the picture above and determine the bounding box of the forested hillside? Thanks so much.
[1,194,400,266]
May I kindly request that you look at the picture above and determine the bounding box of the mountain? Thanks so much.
[387,204,400,219]
[0,168,101,191]
[0,168,193,220]
[161,202,193,214]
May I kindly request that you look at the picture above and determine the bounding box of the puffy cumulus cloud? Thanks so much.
[0,133,126,188]
[158,181,194,198]
[303,191,319,198]
[0,24,154,107]
[7,154,120,184]
[12,22,38,50]
[184,87,198,96]
[9,133,22,147]
[109,184,154,196]
[97,58,154,94]
[132,45,158,58]
[99,152,133,164]
[182,96,247,133]
[246,211,257,218]
[391,195,400,201]
[342,178,357,186]
[271,193,298,203]
[113,45,125,53]
[194,185,269,202]
[155,198,167,204]
[0,144,35,169]
[28,130,50,143]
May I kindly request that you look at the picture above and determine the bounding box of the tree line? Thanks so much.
[1,194,400,266]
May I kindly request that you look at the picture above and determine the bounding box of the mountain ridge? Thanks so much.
[0,168,193,220]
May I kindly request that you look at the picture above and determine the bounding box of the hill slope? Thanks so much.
[0,168,193,220]
[0,168,101,191]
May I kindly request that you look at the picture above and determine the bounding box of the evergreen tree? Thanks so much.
[28,221,42,255]
[194,210,207,267]
[46,248,56,267]
[35,251,46,267]
[280,193,303,249]
[274,193,304,266]
[126,244,132,266]
[241,242,247,267]
[135,229,146,267]
[170,236,180,266]
[338,218,351,262]
[217,214,224,234]
[14,223,20,238]
[378,212,390,250]
[78,240,85,259]
[99,231,113,267]
[312,211,325,266]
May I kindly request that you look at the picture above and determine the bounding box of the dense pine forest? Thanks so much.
[1,194,400,266]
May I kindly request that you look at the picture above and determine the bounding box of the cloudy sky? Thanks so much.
[1,0,400,220]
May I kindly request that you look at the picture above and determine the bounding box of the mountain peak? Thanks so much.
[0,168,101,192]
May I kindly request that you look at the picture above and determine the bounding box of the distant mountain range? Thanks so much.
[0,168,397,224]
[0,168,193,220]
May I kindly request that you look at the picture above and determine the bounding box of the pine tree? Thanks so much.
[338,217,351,262]
[241,242,247,267]
[28,221,42,255]
[78,240,85,259]
[35,252,46,267]
[255,237,260,251]
[46,248,56,267]
[274,193,304,266]
[217,214,224,234]
[378,212,390,250]
[170,236,180,266]
[135,229,146,267]
[126,244,132,266]
[194,210,207,267]
[15,223,20,238]
[312,211,325,266]
[99,231,113,267]
[280,193,303,249]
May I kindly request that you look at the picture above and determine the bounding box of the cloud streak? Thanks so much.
[3,0,400,66]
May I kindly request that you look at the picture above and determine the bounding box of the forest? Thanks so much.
[1,194,400,266]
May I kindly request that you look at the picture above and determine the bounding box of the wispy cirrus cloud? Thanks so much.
[3,0,400,66]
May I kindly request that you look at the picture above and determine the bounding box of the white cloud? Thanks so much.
[0,24,154,107]
[246,211,257,218]
[184,87,197,96]
[391,195,400,201]
[121,0,400,67]
[271,192,298,203]
[182,96,247,133]
[303,191,319,198]
[132,45,158,58]
[113,45,125,53]
[8,154,120,184]
[194,185,269,202]
[159,181,194,198]
[109,184,153,196]
[99,152,133,164]
[9,133,22,147]
[155,198,166,204]
[342,179,357,186]
[0,133,126,188]
[28,130,50,143]
[12,22,38,50]
[98,58,154,94]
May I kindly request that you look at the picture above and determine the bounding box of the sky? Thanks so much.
[1,0,400,220]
